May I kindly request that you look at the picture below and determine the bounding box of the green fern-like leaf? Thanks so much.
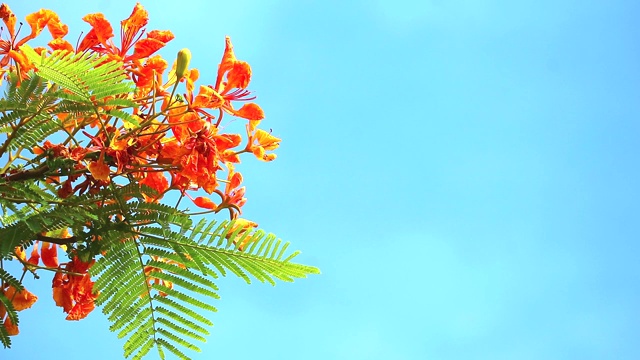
[0,203,98,256]
[20,45,134,103]
[90,208,318,360]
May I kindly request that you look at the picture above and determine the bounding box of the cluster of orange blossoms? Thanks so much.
[0,3,277,335]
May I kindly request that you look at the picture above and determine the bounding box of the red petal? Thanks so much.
[41,242,59,268]
[193,197,217,210]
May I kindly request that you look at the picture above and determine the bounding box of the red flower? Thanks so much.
[52,257,98,321]
[77,3,173,63]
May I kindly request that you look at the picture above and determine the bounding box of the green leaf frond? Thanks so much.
[88,212,317,359]
[0,73,63,150]
[0,268,23,290]
[20,45,134,103]
[92,232,215,359]
[0,204,97,257]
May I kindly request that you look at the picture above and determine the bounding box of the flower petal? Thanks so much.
[193,197,217,210]
[41,242,59,268]
[48,38,74,52]
[3,286,38,311]
[0,4,17,40]
[2,315,19,336]
[82,13,113,47]
[87,158,110,182]
[235,103,264,121]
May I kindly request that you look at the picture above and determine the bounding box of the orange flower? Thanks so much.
[120,3,148,50]
[216,162,247,215]
[24,9,67,44]
[139,169,169,201]
[77,4,173,62]
[187,37,260,122]
[1,6,67,47]
[215,36,248,90]
[41,242,59,268]
[77,13,113,52]
[0,6,68,73]
[133,55,168,94]
[161,114,242,194]
[87,154,110,182]
[3,286,38,311]
[247,128,281,162]
[52,257,98,321]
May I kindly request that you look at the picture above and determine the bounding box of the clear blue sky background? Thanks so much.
[5,0,640,359]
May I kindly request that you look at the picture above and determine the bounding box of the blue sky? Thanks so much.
[5,0,640,359]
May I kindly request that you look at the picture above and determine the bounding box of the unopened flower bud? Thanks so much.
[175,48,191,80]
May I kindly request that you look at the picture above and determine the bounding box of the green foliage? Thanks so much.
[91,201,318,359]
[0,45,318,360]
[20,44,134,103]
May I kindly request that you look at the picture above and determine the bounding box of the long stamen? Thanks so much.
[223,88,255,101]
[12,21,22,44]
[75,31,84,52]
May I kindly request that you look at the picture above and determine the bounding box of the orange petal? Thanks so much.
[48,38,74,52]
[3,286,38,311]
[19,9,56,45]
[220,36,237,73]
[255,129,281,150]
[0,4,16,40]
[229,172,243,190]
[87,158,110,182]
[147,29,174,43]
[52,287,73,313]
[263,153,277,161]
[235,103,264,121]
[41,242,59,268]
[251,145,266,161]
[27,242,40,266]
[8,50,34,73]
[46,13,68,39]
[215,133,242,150]
[82,13,113,46]
[121,3,148,36]
[193,197,217,210]
[216,36,238,89]
[185,68,200,94]
[52,272,74,312]
[140,171,169,201]
[130,38,166,60]
[2,315,19,336]
[65,299,95,321]
[226,61,252,90]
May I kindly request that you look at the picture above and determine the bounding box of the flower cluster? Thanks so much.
[0,2,279,336]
